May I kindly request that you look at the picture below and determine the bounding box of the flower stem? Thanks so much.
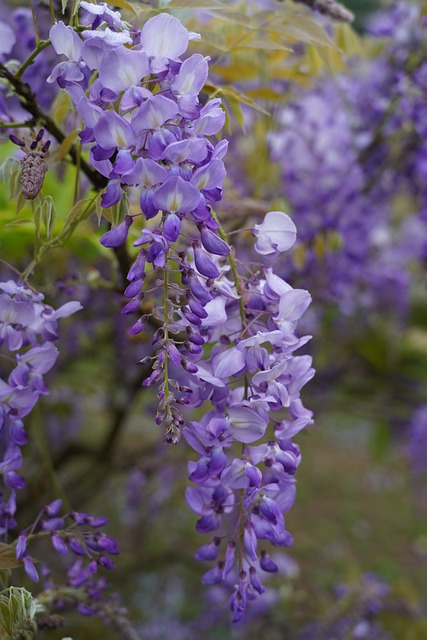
[212,210,246,330]
[20,260,37,283]
[0,258,22,277]
[49,0,56,24]
[73,143,82,204]
[0,120,35,129]
[163,254,173,430]
[212,211,249,401]
[29,0,40,44]
[16,41,51,79]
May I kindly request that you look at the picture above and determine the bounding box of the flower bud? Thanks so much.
[193,243,220,279]
[100,215,133,248]
[200,225,230,256]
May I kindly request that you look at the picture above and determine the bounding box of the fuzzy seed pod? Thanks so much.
[20,152,48,200]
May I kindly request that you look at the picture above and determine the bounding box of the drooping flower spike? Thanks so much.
[46,3,315,620]
[181,223,314,620]
[0,280,81,538]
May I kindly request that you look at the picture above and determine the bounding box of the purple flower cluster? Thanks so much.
[48,4,315,619]
[0,6,58,126]
[41,555,123,620]
[179,219,314,620]
[218,1,427,318]
[1,274,126,640]
[47,7,225,212]
[65,559,118,617]
[16,498,117,584]
[0,279,121,598]
[0,280,81,536]
[47,5,230,441]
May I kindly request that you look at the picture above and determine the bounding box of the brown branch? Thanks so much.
[291,0,354,23]
[101,360,154,459]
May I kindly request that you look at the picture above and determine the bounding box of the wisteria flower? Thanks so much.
[253,211,297,255]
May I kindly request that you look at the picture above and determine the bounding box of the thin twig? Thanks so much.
[0,119,35,129]
[16,40,52,79]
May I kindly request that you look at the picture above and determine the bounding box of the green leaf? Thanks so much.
[204,9,253,28]
[305,43,325,73]
[126,3,154,18]
[49,130,78,163]
[0,598,12,636]
[15,192,27,215]
[314,233,326,261]
[0,587,36,639]
[167,0,226,7]
[0,158,21,200]
[95,192,104,226]
[334,22,361,56]
[4,219,34,228]
[0,571,9,590]
[0,158,18,182]
[0,544,23,571]
[101,192,130,227]
[266,13,335,47]
[40,195,57,239]
[10,172,21,202]
[57,197,96,243]
[7,594,20,630]
[196,31,227,52]
[112,192,130,227]
[52,90,73,126]
[208,84,270,116]
[234,39,292,51]
[33,201,42,255]
[87,0,136,13]
[225,98,244,130]
[326,230,343,252]
[113,0,137,12]
[246,87,283,101]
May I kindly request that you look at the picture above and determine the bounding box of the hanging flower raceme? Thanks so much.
[177,212,314,620]
[0,280,81,536]
[16,499,117,584]
[48,5,229,443]
[263,2,427,316]
[48,4,314,620]
[0,280,118,591]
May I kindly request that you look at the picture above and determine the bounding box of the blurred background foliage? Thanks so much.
[346,0,379,29]
[1,0,427,638]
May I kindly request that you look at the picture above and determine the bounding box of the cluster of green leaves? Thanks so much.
[0,587,37,640]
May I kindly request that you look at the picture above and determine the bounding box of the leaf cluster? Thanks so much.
[0,586,37,640]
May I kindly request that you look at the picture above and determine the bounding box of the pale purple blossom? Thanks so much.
[0,280,81,542]
[253,211,297,256]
